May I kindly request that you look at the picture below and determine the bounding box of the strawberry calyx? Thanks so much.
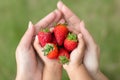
[67,33,77,42]
[41,28,50,33]
[55,23,68,27]
[43,43,54,56]
[59,56,69,64]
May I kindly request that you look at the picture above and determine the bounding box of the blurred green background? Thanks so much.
[0,0,120,80]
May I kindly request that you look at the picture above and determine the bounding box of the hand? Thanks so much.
[57,1,108,80]
[80,18,108,80]
[63,34,84,69]
[16,9,62,80]
[33,35,62,80]
[63,34,92,80]
[15,22,43,80]
[33,10,63,80]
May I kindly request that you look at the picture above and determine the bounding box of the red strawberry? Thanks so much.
[52,33,57,45]
[54,24,68,46]
[58,48,70,64]
[43,43,58,59]
[64,33,78,52]
[38,28,52,47]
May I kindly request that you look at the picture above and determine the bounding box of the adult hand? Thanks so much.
[33,9,62,80]
[15,22,43,80]
[16,9,62,80]
[57,1,108,80]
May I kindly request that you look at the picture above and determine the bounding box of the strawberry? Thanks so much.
[38,28,52,47]
[52,33,57,45]
[58,48,70,64]
[43,43,58,59]
[64,33,78,52]
[54,24,68,46]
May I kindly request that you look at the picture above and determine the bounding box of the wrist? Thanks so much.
[45,62,62,69]
[44,62,62,75]
[43,63,62,80]
[64,62,80,73]
[65,64,92,80]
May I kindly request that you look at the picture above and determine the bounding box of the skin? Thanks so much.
[15,9,63,80]
[57,1,108,80]
[15,22,43,80]
[33,36,62,80]
[16,1,109,80]
[63,34,93,80]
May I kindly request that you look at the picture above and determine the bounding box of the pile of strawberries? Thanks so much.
[38,24,78,64]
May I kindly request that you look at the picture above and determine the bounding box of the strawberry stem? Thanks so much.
[67,33,77,41]
[43,44,54,56]
[59,56,69,64]
[40,28,50,32]
[43,28,50,32]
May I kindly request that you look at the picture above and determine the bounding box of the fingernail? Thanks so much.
[57,0,63,8]
[54,9,58,12]
[35,35,38,40]
[80,21,85,28]
[28,21,33,29]
[78,33,82,39]
[49,27,54,32]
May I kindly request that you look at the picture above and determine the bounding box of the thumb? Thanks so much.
[19,21,35,48]
[70,33,85,65]
[33,35,46,61]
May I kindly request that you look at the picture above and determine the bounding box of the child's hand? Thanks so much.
[63,33,92,80]
[63,34,84,69]
[33,35,62,80]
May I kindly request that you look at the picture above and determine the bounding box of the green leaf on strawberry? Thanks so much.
[59,56,69,64]
[64,32,78,52]
[67,33,77,42]
[43,44,54,56]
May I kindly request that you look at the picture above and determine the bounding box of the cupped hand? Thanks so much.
[16,9,62,80]
[33,35,62,67]
[63,33,93,80]
[33,33,62,80]
[57,0,99,78]
[63,34,85,70]
[16,22,43,80]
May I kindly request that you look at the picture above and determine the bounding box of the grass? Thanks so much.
[0,0,120,80]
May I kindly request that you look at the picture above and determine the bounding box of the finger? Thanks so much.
[71,34,85,64]
[19,21,34,48]
[79,21,97,48]
[49,9,63,27]
[63,34,84,69]
[34,9,62,34]
[33,35,45,60]
[49,27,54,33]
[53,9,62,23]
[58,18,66,24]
[57,1,80,26]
